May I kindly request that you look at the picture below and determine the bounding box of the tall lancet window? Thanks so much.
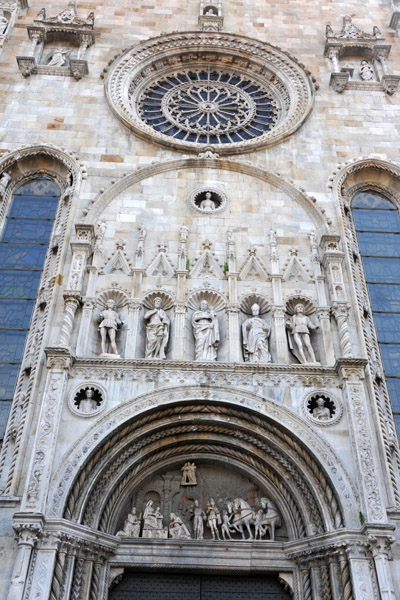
[0,178,60,439]
[352,189,400,435]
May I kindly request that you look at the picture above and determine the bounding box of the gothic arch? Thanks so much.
[83,157,330,233]
[50,386,359,534]
[330,157,400,510]
[0,144,85,496]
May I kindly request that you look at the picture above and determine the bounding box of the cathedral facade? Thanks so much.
[1,1,400,599]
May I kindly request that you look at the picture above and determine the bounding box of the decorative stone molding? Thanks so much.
[187,185,228,214]
[302,390,343,426]
[142,290,174,312]
[324,16,399,95]
[187,288,226,312]
[0,0,18,55]
[239,293,271,315]
[104,31,315,155]
[16,1,95,79]
[96,287,129,309]
[285,294,317,316]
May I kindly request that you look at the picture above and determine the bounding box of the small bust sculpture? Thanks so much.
[312,397,331,421]
[360,60,374,81]
[286,303,319,364]
[242,303,271,363]
[144,297,170,359]
[98,299,123,355]
[199,192,216,211]
[192,300,219,361]
[79,389,97,414]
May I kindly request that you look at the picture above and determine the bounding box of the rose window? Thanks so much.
[137,70,278,145]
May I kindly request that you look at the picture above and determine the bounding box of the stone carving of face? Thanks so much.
[295,303,304,314]
[251,303,260,316]
[85,389,94,399]
[316,397,325,408]
[106,299,115,309]
[200,300,209,311]
[154,297,162,309]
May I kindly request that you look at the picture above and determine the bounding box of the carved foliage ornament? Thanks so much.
[105,32,315,155]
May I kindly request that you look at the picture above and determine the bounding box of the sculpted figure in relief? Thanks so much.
[181,462,197,485]
[144,297,170,359]
[242,303,271,363]
[286,303,319,364]
[206,498,221,540]
[143,500,164,530]
[169,513,191,539]
[48,48,70,67]
[116,506,141,538]
[191,500,206,540]
[0,171,11,196]
[312,397,331,421]
[98,299,123,355]
[0,12,9,35]
[360,60,374,81]
[192,300,219,361]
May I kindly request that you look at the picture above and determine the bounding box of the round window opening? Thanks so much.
[105,33,315,155]
[137,69,279,146]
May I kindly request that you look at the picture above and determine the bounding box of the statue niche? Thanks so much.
[144,296,170,359]
[286,300,319,364]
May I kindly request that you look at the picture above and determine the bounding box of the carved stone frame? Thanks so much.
[302,389,343,426]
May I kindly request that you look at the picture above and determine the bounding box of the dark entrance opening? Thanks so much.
[109,571,292,600]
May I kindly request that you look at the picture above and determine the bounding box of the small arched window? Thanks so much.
[352,189,400,435]
[0,177,60,439]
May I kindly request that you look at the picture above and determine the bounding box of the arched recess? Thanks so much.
[0,144,84,495]
[83,157,330,234]
[330,157,400,510]
[51,387,359,535]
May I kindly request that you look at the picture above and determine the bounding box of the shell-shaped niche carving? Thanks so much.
[240,293,271,315]
[187,289,226,312]
[96,287,129,308]
[142,290,175,311]
[285,294,317,316]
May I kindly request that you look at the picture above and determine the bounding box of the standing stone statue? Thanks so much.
[181,462,197,486]
[191,500,206,540]
[312,397,331,421]
[144,297,170,359]
[206,498,221,540]
[116,506,141,538]
[192,300,220,361]
[168,513,191,539]
[98,299,123,356]
[79,389,97,413]
[286,303,319,364]
[242,303,271,363]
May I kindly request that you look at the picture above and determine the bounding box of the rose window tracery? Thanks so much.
[137,70,278,145]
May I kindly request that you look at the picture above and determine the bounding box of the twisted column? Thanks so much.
[339,550,354,600]
[59,293,80,348]
[332,303,352,358]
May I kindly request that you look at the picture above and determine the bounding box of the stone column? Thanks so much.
[21,348,73,514]
[227,303,241,362]
[338,549,353,600]
[7,520,42,600]
[338,360,386,524]
[328,553,344,600]
[332,302,353,358]
[23,533,61,600]
[317,307,335,365]
[368,532,396,600]
[172,300,188,360]
[272,306,288,363]
[125,300,142,358]
[59,292,80,348]
[347,543,379,600]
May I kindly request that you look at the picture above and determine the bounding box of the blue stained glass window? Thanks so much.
[352,189,400,437]
[0,271,41,299]
[0,177,61,441]
[2,219,55,243]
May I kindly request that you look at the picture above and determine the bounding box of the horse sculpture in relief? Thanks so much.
[227,497,281,540]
